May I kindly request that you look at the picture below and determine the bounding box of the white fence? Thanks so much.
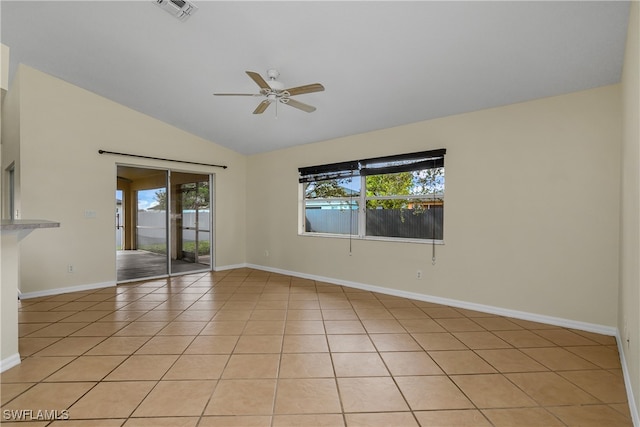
[117,210,211,249]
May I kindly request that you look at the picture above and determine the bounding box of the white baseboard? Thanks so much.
[0,353,21,373]
[616,330,640,427]
[246,263,616,336]
[247,263,638,425]
[8,263,638,424]
[18,281,115,300]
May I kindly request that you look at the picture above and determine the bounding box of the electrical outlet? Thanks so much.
[416,270,422,279]
[67,264,74,273]
[265,250,270,257]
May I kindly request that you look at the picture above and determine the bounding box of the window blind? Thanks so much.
[298,160,359,183]
[298,149,446,183]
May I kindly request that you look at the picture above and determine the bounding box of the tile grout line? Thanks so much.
[2,268,633,426]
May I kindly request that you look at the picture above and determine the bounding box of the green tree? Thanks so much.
[305,179,354,198]
[179,183,210,209]
[366,172,413,209]
[412,167,445,196]
[153,189,167,209]
[153,182,210,210]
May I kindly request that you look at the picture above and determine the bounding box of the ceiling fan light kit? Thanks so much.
[214,70,325,115]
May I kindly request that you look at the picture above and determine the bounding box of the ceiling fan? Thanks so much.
[214,69,325,114]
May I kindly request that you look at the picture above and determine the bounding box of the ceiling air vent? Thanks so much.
[155,0,197,21]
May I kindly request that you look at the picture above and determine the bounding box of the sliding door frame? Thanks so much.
[115,163,215,283]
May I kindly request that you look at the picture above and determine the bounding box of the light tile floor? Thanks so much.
[0,268,633,426]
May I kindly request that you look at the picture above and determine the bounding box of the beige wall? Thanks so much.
[5,65,247,294]
[1,232,20,363]
[1,44,9,92]
[0,43,19,366]
[1,69,21,220]
[0,66,21,366]
[620,0,640,418]
[247,84,621,328]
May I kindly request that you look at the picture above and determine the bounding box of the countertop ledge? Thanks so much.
[1,219,60,231]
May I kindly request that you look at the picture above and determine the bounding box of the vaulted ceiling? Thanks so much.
[1,1,630,155]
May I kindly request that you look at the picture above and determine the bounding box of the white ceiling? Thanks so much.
[1,1,630,155]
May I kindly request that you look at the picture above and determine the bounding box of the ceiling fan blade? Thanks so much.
[284,83,325,96]
[283,98,316,113]
[213,93,261,96]
[246,71,271,90]
[253,100,271,114]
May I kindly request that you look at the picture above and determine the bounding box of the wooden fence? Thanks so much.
[305,206,443,239]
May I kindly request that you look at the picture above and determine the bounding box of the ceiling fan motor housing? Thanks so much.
[266,70,285,92]
[266,69,280,80]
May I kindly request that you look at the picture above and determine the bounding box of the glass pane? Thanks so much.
[179,181,210,264]
[116,190,123,250]
[365,168,444,198]
[136,188,168,256]
[305,201,359,234]
[304,178,359,199]
[117,166,168,282]
[365,199,443,239]
[412,167,445,195]
[365,167,444,239]
[304,177,359,235]
[171,172,211,274]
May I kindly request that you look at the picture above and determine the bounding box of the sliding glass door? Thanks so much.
[136,185,169,277]
[116,166,213,282]
[170,172,212,273]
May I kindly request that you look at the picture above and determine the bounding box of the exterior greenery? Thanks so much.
[153,182,210,210]
[138,241,210,256]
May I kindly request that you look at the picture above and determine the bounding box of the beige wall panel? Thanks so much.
[15,65,246,293]
[620,0,640,418]
[247,85,621,327]
[1,70,21,220]
[0,232,19,362]
[1,44,9,92]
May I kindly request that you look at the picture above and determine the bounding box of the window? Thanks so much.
[299,149,445,242]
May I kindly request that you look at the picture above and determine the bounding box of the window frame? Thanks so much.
[298,150,445,244]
